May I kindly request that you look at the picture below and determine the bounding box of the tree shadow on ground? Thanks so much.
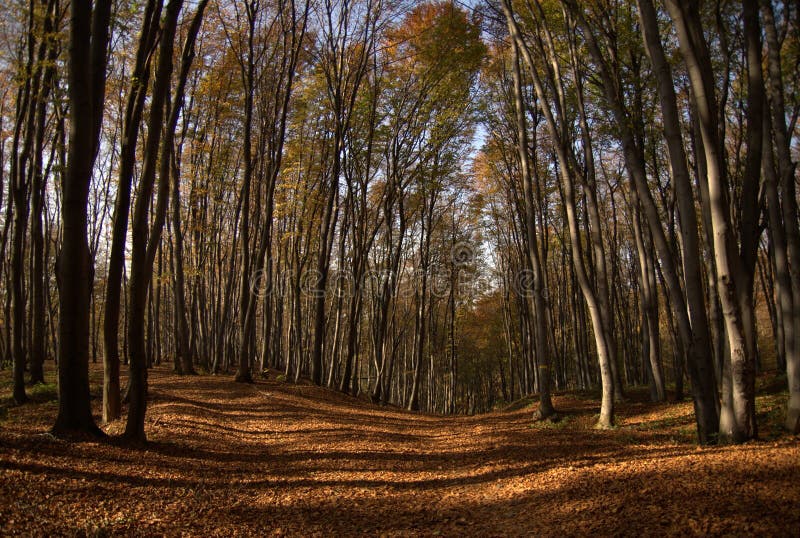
[1,365,798,536]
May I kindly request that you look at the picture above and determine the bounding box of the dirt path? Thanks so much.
[1,367,799,536]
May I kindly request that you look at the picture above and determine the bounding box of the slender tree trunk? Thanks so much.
[29,0,58,386]
[632,202,665,401]
[171,124,195,375]
[665,0,756,442]
[10,0,43,404]
[502,0,613,427]
[508,39,555,419]
[103,0,161,423]
[563,0,719,442]
[235,2,257,385]
[761,0,800,434]
[125,0,189,442]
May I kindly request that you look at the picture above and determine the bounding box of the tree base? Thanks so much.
[785,394,800,434]
[532,407,560,423]
[594,420,615,430]
[595,411,615,430]
[102,411,121,425]
[785,413,800,434]
[116,430,148,447]
[235,370,254,384]
[51,422,107,441]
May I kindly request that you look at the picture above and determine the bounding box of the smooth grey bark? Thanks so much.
[760,0,800,434]
[732,0,765,434]
[567,27,623,402]
[564,0,719,442]
[501,0,614,428]
[664,0,756,443]
[636,0,717,414]
[508,37,555,419]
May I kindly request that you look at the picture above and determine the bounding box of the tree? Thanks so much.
[125,0,211,443]
[558,0,721,441]
[506,32,555,418]
[501,0,616,428]
[103,0,161,424]
[760,0,800,434]
[663,0,757,442]
[52,0,112,437]
[311,0,378,387]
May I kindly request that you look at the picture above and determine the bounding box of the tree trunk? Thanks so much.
[124,0,185,442]
[508,38,555,419]
[53,0,112,438]
[171,129,195,375]
[632,202,665,401]
[502,0,613,427]
[564,0,720,442]
[665,0,756,443]
[103,0,161,423]
[29,0,58,386]
[760,0,800,435]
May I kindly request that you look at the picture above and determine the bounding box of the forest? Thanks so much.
[1,0,799,535]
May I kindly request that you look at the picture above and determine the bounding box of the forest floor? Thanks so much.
[1,364,799,536]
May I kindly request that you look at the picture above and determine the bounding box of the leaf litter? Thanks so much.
[1,365,798,536]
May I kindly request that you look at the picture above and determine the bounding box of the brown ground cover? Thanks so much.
[1,365,798,536]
